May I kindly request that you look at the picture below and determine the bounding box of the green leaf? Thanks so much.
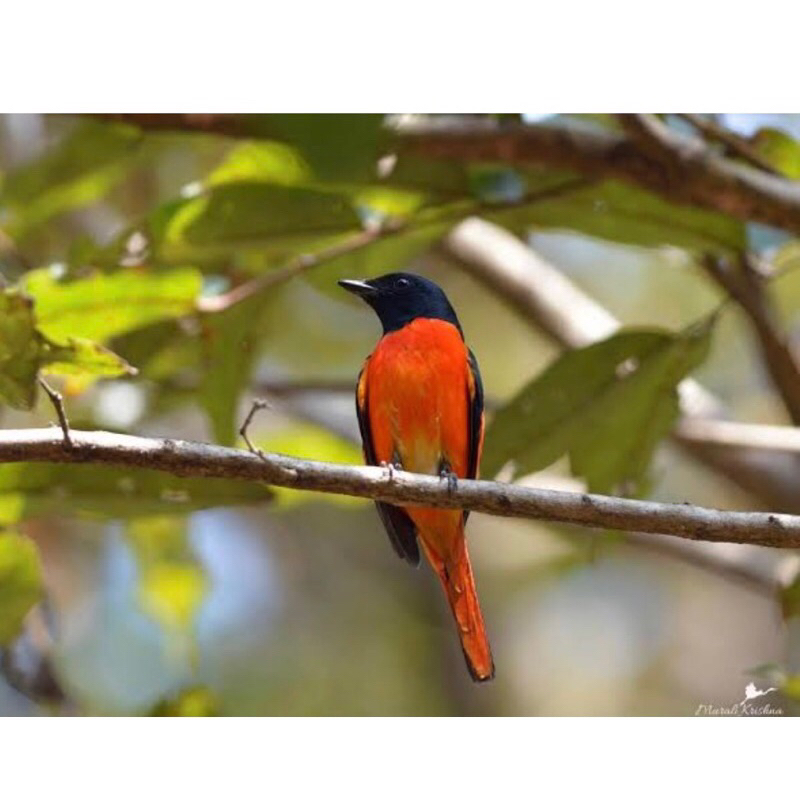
[106,182,363,270]
[42,336,136,378]
[0,532,43,645]
[240,114,386,183]
[483,320,715,494]
[489,180,746,254]
[0,289,41,409]
[172,182,360,248]
[0,463,273,523]
[198,288,273,446]
[1,120,142,236]
[24,267,203,344]
[750,128,800,179]
[0,285,136,407]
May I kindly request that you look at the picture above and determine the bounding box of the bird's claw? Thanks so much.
[440,467,458,494]
[380,461,400,481]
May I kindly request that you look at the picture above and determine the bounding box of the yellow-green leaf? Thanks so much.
[0,532,43,645]
[751,127,800,179]
[41,336,137,378]
[0,289,41,410]
[25,267,203,345]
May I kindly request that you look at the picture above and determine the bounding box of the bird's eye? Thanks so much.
[395,278,410,289]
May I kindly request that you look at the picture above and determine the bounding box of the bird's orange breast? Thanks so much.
[365,317,470,481]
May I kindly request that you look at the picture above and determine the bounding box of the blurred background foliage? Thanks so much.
[1,113,800,715]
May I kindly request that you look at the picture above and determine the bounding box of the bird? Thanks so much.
[338,272,494,682]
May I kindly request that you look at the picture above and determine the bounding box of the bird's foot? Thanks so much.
[440,466,458,494]
[380,460,402,482]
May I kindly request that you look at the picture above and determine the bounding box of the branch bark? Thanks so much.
[677,114,781,175]
[402,115,800,235]
[701,253,800,425]
[2,428,800,548]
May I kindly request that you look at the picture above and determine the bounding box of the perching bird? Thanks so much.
[339,272,494,682]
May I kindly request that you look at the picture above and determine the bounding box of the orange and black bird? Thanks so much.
[339,272,494,682]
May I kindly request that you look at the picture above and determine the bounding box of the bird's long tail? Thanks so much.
[422,531,494,682]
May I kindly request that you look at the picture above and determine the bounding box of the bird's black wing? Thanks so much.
[465,349,485,521]
[356,363,420,566]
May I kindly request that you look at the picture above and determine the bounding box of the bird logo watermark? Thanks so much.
[695,682,784,716]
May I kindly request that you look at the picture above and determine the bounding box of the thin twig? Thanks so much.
[701,253,800,425]
[238,398,271,457]
[677,114,782,176]
[196,223,403,314]
[37,378,72,449]
[1,428,800,548]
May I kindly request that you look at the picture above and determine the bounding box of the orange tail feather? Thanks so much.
[422,535,494,682]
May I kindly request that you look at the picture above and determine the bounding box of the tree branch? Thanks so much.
[404,116,800,236]
[2,427,800,548]
[700,253,800,425]
[90,114,800,236]
[677,114,781,176]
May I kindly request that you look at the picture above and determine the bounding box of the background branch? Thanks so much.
[438,217,800,512]
[677,113,781,175]
[700,253,800,425]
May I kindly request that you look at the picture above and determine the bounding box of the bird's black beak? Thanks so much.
[338,279,377,298]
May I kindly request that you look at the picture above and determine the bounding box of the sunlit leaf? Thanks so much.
[750,127,800,179]
[25,266,203,344]
[208,140,313,186]
[0,286,136,407]
[0,532,43,645]
[0,289,41,409]
[42,336,136,377]
[483,320,715,494]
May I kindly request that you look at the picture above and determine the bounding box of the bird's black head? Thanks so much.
[338,272,462,336]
